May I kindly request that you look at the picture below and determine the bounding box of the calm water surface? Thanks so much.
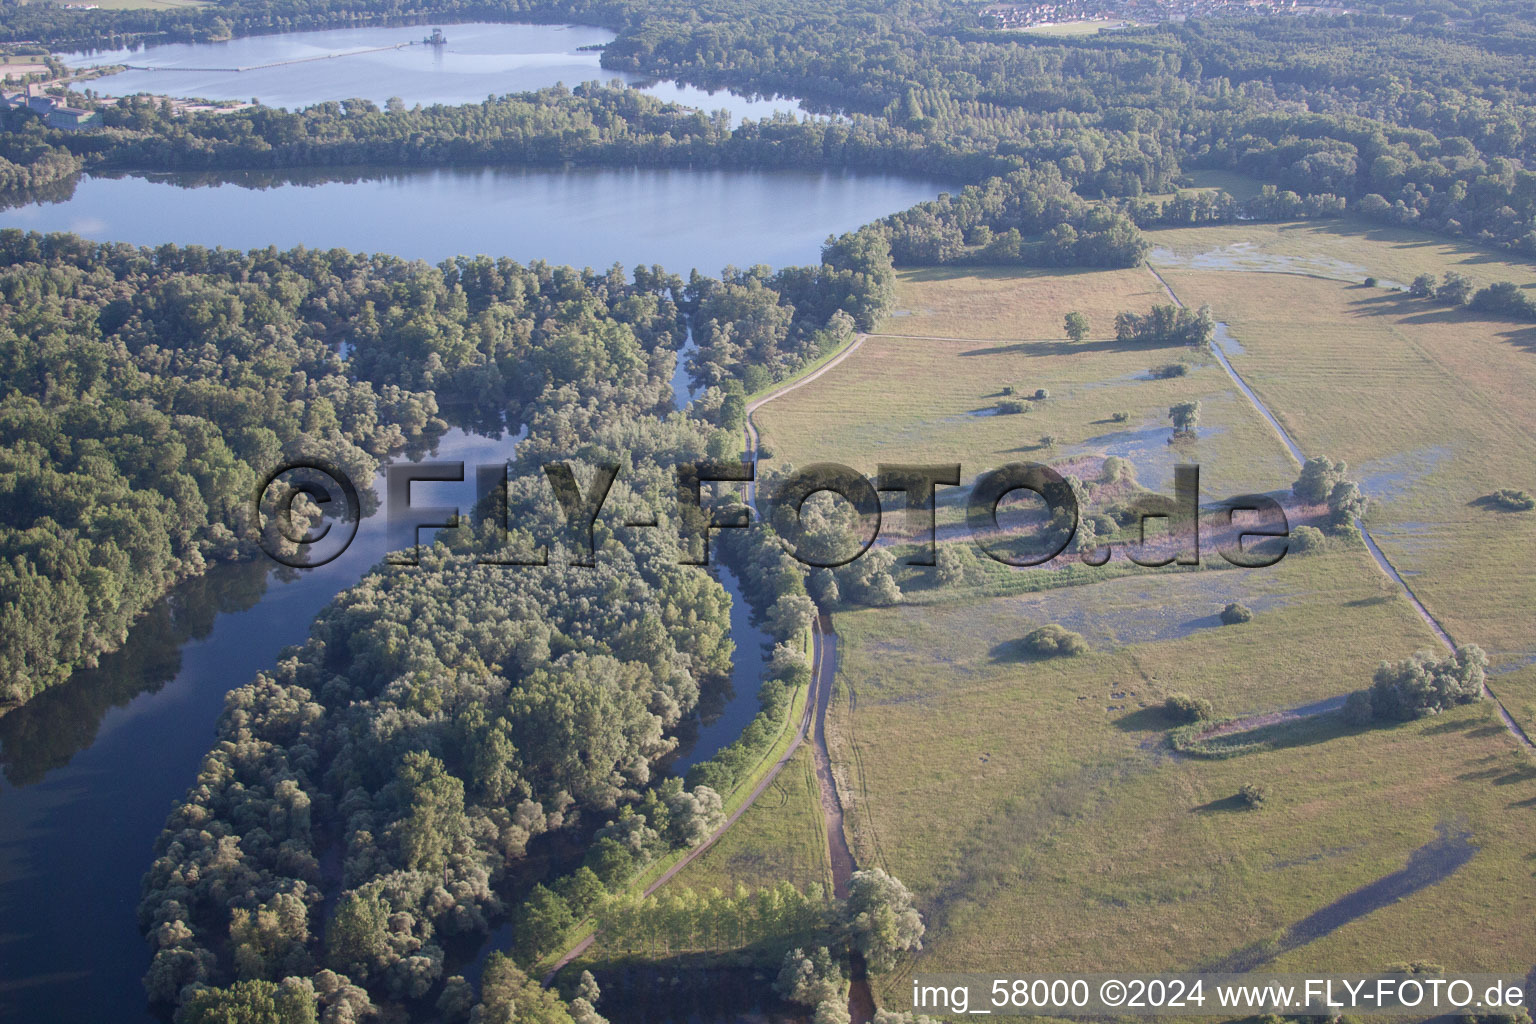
[63,22,808,120]
[0,166,943,273]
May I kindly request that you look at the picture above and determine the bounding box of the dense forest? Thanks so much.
[0,221,895,1017]
[0,222,892,708]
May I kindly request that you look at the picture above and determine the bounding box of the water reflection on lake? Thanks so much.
[63,22,810,120]
[0,165,944,274]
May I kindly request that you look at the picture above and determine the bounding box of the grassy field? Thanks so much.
[829,554,1536,1006]
[881,266,1164,342]
[1149,219,1536,292]
[1156,268,1536,729]
[755,313,1296,502]
[665,746,832,896]
[746,235,1536,1015]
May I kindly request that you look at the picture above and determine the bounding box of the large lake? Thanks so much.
[0,25,921,1020]
[63,22,807,120]
[0,166,941,273]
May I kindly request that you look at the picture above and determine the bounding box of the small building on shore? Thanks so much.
[47,105,98,129]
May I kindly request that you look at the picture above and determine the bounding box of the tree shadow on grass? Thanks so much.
[1457,762,1536,786]
[1209,825,1477,972]
[1113,705,1175,733]
[1191,794,1249,814]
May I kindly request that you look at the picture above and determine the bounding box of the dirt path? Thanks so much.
[1143,263,1533,751]
[747,351,873,1022]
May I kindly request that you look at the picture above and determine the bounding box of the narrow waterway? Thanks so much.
[0,423,777,1023]
[0,427,516,1024]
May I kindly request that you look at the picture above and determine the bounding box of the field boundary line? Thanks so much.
[1143,262,1532,751]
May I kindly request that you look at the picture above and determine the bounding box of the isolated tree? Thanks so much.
[1064,311,1090,341]
[1169,400,1201,435]
[1290,525,1326,553]
[1435,271,1474,305]
[1293,456,1349,504]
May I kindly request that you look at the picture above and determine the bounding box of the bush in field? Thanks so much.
[1110,410,1130,423]
[1164,693,1213,723]
[1328,480,1369,529]
[1033,387,1049,401]
[1363,276,1378,288]
[1038,434,1058,449]
[1485,488,1536,511]
[1409,273,1436,298]
[1290,525,1325,554]
[995,398,1029,414]
[1238,783,1268,809]
[1001,384,1016,396]
[1367,645,1487,721]
[1150,362,1188,379]
[935,545,969,586]
[1469,281,1536,320]
[1022,624,1088,657]
[1100,456,1132,484]
[1220,602,1254,625]
[1293,456,1348,503]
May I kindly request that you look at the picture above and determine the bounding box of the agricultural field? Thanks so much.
[750,219,1536,1012]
